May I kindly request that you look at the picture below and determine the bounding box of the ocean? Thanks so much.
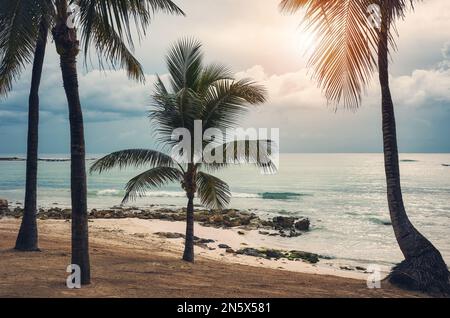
[1,153,450,268]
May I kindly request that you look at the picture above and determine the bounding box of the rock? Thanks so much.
[340,266,354,271]
[196,238,215,244]
[218,244,231,249]
[154,232,184,239]
[236,248,265,258]
[258,231,270,235]
[225,248,235,253]
[264,249,284,259]
[294,218,310,231]
[272,216,297,229]
[0,198,9,215]
[288,229,302,237]
[13,207,23,218]
[287,250,320,264]
[355,266,367,271]
[237,230,245,235]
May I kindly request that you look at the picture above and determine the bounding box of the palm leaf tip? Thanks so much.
[122,166,183,203]
[89,149,175,174]
[280,0,380,110]
[196,172,231,210]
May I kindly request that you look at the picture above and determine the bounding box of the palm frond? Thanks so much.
[78,0,184,81]
[150,85,199,145]
[122,166,183,203]
[194,63,233,95]
[280,0,417,109]
[201,78,267,131]
[147,39,206,144]
[166,38,204,92]
[196,172,231,210]
[280,0,379,109]
[90,149,176,173]
[203,139,278,174]
[0,0,51,96]
[79,7,145,82]
[79,0,184,50]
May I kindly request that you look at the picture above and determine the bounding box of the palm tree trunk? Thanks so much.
[182,193,195,262]
[53,1,90,285]
[378,10,449,294]
[15,20,48,251]
[183,164,196,262]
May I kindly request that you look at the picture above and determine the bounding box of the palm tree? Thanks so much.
[90,39,276,262]
[1,1,52,251]
[53,0,183,285]
[280,0,450,293]
[1,0,184,284]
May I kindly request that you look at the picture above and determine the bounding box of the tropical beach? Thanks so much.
[1,0,450,302]
[0,217,425,298]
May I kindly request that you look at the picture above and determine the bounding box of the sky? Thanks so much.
[1,0,450,154]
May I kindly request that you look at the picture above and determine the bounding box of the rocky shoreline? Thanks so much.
[1,201,311,237]
[1,198,335,264]
[0,198,379,272]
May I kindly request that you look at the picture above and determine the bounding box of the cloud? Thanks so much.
[1,0,450,153]
[0,63,161,124]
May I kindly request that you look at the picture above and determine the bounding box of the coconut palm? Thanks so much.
[90,39,276,262]
[1,1,52,251]
[280,0,450,293]
[1,0,184,283]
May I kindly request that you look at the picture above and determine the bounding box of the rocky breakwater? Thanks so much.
[3,206,311,237]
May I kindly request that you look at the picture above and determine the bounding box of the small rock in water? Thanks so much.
[294,218,310,231]
[218,244,231,249]
[237,230,245,235]
[272,216,296,229]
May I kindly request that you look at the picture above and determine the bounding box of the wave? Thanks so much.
[259,192,310,200]
[368,217,392,226]
[88,189,124,197]
[88,189,309,201]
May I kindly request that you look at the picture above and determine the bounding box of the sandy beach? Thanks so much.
[0,217,425,298]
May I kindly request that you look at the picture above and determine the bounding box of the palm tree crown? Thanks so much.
[0,0,184,95]
[279,0,414,109]
[91,39,276,209]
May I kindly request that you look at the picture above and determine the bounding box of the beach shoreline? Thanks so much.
[1,201,395,278]
[0,217,425,298]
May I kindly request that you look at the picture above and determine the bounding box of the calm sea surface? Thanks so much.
[1,153,450,267]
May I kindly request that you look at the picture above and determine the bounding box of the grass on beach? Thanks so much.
[0,218,425,298]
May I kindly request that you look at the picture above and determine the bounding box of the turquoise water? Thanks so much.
[1,153,450,267]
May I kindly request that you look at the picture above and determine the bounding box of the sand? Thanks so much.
[0,217,425,298]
